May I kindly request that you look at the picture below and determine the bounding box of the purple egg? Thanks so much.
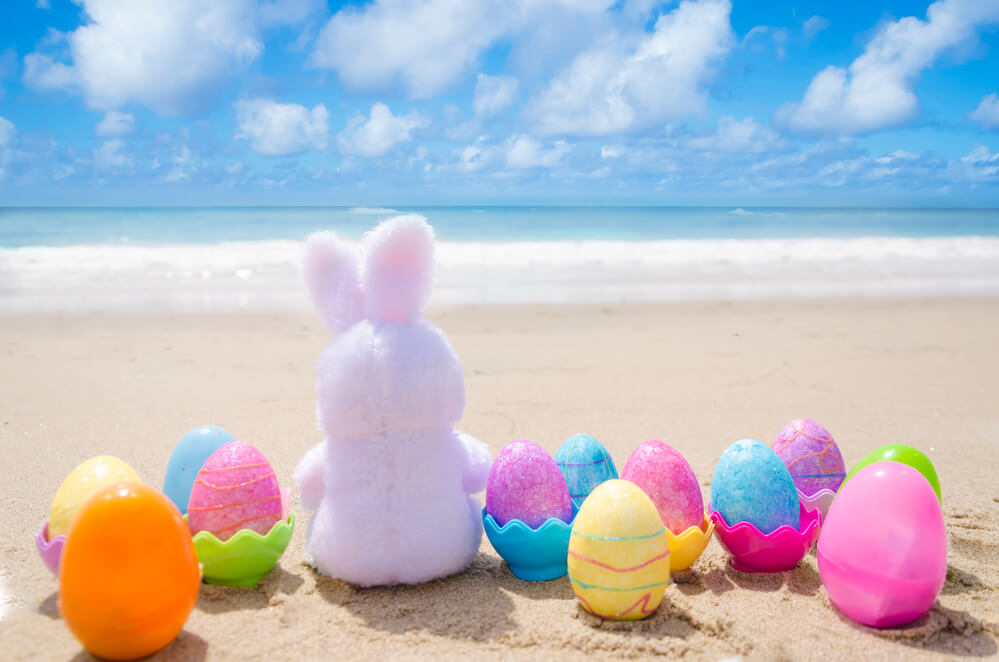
[486,440,573,528]
[771,418,846,497]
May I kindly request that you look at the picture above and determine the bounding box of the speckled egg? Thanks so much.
[711,439,800,534]
[49,456,141,538]
[486,440,573,528]
[187,442,283,541]
[555,434,618,512]
[621,441,704,534]
[163,425,236,514]
[771,418,845,496]
[567,479,670,620]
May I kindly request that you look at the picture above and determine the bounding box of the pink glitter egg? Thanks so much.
[771,418,846,497]
[188,442,283,541]
[621,441,704,534]
[486,440,573,528]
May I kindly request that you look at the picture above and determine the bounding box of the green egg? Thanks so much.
[842,444,941,503]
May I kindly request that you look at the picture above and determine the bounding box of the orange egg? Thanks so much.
[59,482,201,660]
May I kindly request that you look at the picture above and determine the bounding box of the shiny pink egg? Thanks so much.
[621,441,704,534]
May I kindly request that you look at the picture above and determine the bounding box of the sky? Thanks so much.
[0,0,998,206]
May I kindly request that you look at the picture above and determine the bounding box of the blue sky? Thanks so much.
[1,0,998,206]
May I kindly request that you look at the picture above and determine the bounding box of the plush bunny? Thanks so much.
[293,214,491,586]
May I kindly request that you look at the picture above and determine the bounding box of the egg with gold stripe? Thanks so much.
[567,479,670,620]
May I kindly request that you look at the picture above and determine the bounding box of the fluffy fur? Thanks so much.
[294,215,491,586]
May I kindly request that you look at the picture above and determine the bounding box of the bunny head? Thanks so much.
[303,215,466,442]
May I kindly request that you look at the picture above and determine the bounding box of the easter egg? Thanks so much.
[188,441,283,540]
[818,462,946,627]
[49,456,140,538]
[163,424,236,514]
[711,439,800,534]
[843,444,941,503]
[621,440,703,534]
[567,479,670,620]
[59,482,200,660]
[771,418,846,497]
[486,440,573,528]
[554,433,618,512]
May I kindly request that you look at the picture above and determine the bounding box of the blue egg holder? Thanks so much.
[482,509,573,581]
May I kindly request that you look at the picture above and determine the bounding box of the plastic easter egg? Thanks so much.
[59,482,200,660]
[568,480,670,620]
[486,440,573,528]
[188,441,283,540]
[163,424,236,514]
[555,433,618,512]
[817,462,946,628]
[711,439,800,535]
[843,444,941,503]
[621,440,703,535]
[771,418,846,497]
[49,456,140,538]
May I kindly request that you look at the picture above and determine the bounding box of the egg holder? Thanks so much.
[185,512,295,587]
[797,488,837,519]
[710,503,821,573]
[666,513,715,572]
[482,509,573,581]
[34,521,67,576]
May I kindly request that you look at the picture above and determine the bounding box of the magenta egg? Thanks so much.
[486,440,573,528]
[621,441,704,534]
[817,461,946,628]
[771,418,846,497]
[188,441,283,541]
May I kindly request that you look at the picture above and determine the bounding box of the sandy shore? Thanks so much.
[1,298,997,660]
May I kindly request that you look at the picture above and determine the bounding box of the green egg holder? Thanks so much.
[184,513,294,587]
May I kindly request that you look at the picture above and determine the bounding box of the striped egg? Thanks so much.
[555,434,618,513]
[187,442,282,541]
[771,418,846,497]
[567,480,670,621]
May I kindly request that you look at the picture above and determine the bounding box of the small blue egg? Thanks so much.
[163,425,235,514]
[555,433,618,512]
[711,438,800,534]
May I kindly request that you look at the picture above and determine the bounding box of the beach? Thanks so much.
[1,297,997,660]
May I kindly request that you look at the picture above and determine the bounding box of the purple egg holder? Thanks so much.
[797,488,836,519]
[710,503,821,573]
[34,521,66,576]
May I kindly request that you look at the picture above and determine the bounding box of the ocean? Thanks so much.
[2,206,998,311]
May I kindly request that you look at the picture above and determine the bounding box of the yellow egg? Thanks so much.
[49,456,140,538]
[567,479,670,620]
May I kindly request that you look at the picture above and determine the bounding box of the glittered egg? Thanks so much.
[771,418,845,497]
[843,444,941,503]
[711,439,800,535]
[49,456,141,538]
[486,440,573,528]
[163,424,236,514]
[621,440,704,534]
[555,434,618,512]
[59,482,200,660]
[818,462,946,627]
[188,442,283,541]
[567,479,670,620]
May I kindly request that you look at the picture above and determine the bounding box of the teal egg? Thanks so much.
[711,439,800,534]
[554,433,618,513]
[163,425,235,514]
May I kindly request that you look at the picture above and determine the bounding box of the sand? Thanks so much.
[1,298,997,661]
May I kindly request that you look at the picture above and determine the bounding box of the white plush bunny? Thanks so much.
[293,214,491,586]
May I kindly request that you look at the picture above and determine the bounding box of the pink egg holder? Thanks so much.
[710,503,821,573]
[34,521,66,576]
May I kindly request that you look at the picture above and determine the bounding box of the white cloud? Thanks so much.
[235,98,329,156]
[95,110,134,137]
[803,16,830,40]
[226,161,244,174]
[23,0,263,115]
[527,0,734,136]
[336,102,428,157]
[743,25,789,58]
[601,145,623,158]
[457,136,497,172]
[505,135,571,168]
[688,116,784,153]
[874,149,919,165]
[474,73,519,117]
[0,115,13,179]
[36,0,51,9]
[259,0,325,27]
[93,138,133,169]
[968,93,999,129]
[948,144,999,181]
[777,0,999,136]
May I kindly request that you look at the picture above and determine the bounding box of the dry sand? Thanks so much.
[1,298,997,661]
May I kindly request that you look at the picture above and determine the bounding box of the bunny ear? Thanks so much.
[361,214,434,324]
[302,231,364,334]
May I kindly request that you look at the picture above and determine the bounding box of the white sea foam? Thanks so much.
[349,207,399,215]
[1,237,998,311]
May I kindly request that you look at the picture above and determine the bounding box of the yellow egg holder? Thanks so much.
[665,513,714,571]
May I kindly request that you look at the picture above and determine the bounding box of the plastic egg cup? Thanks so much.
[666,513,714,572]
[187,512,295,587]
[34,521,66,576]
[710,503,821,573]
[482,509,573,581]
[798,488,837,520]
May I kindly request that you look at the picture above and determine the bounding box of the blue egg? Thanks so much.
[163,425,235,514]
[555,433,618,513]
[711,438,800,534]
